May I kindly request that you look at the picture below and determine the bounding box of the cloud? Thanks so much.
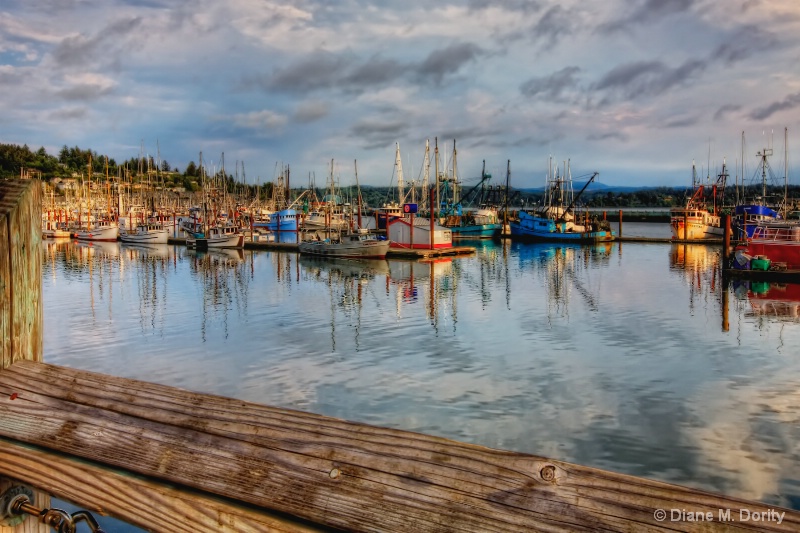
[529,5,578,49]
[350,119,409,150]
[593,59,706,102]
[749,92,800,121]
[467,0,543,14]
[520,66,581,102]
[293,101,330,123]
[600,0,696,33]
[341,56,404,88]
[663,115,699,128]
[231,109,288,131]
[712,26,779,65]
[252,52,353,94]
[55,83,116,101]
[48,107,88,120]
[713,104,741,121]
[587,131,628,142]
[51,16,143,68]
[415,43,483,85]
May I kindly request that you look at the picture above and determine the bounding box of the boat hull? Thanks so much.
[298,239,391,259]
[120,229,169,245]
[449,224,502,239]
[265,209,299,231]
[74,225,120,242]
[509,213,614,243]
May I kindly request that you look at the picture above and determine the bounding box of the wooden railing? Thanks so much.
[2,180,799,532]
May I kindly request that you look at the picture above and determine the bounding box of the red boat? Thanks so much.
[745,223,800,269]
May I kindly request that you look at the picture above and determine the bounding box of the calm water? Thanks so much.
[41,222,800,528]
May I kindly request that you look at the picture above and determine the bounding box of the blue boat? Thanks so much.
[509,159,614,243]
[731,145,785,238]
[733,204,780,238]
[264,208,298,231]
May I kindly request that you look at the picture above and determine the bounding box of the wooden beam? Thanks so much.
[0,439,321,533]
[1,361,798,532]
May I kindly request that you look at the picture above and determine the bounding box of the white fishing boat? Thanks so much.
[41,217,71,238]
[670,161,727,240]
[187,223,244,249]
[298,228,390,259]
[120,222,169,245]
[74,222,119,242]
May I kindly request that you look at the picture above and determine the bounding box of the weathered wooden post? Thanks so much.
[1,180,49,533]
[618,209,623,238]
[723,214,732,259]
[0,180,42,370]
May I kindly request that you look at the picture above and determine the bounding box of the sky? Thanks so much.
[2,0,800,189]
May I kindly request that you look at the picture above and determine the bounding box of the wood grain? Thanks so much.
[0,180,42,370]
[0,439,322,532]
[1,361,797,532]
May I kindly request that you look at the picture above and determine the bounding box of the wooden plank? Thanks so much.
[0,193,10,370]
[0,439,322,533]
[1,361,798,532]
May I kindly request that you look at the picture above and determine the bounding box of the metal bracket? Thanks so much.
[0,484,34,526]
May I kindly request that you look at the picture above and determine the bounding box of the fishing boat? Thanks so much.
[732,139,786,239]
[670,161,727,240]
[298,228,390,259]
[265,208,299,231]
[41,217,71,238]
[740,222,800,270]
[437,153,502,239]
[74,155,120,242]
[509,159,614,243]
[120,222,169,245]
[187,222,244,250]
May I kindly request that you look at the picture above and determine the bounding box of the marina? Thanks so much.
[1,179,799,532]
[37,229,800,530]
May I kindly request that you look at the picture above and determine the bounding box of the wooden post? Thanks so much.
[409,211,414,249]
[617,209,623,238]
[0,181,42,370]
[0,181,49,533]
[723,214,731,259]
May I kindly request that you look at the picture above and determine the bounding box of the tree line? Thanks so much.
[2,142,797,209]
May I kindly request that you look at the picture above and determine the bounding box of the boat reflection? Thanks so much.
[736,281,800,324]
[253,230,299,244]
[187,247,250,342]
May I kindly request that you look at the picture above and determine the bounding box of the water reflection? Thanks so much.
[188,248,249,342]
[40,239,800,512]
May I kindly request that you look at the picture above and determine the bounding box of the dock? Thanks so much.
[3,180,799,532]
[167,236,476,258]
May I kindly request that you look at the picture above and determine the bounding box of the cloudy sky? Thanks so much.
[2,0,800,188]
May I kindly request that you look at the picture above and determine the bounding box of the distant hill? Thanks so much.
[516,181,666,194]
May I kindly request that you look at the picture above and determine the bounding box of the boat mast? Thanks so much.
[785,127,789,217]
[758,146,772,204]
[395,143,404,203]
[451,140,459,206]
[434,137,440,220]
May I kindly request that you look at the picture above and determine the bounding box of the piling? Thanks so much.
[723,214,732,259]
[618,210,623,238]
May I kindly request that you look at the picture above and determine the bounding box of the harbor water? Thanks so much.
[41,223,800,528]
